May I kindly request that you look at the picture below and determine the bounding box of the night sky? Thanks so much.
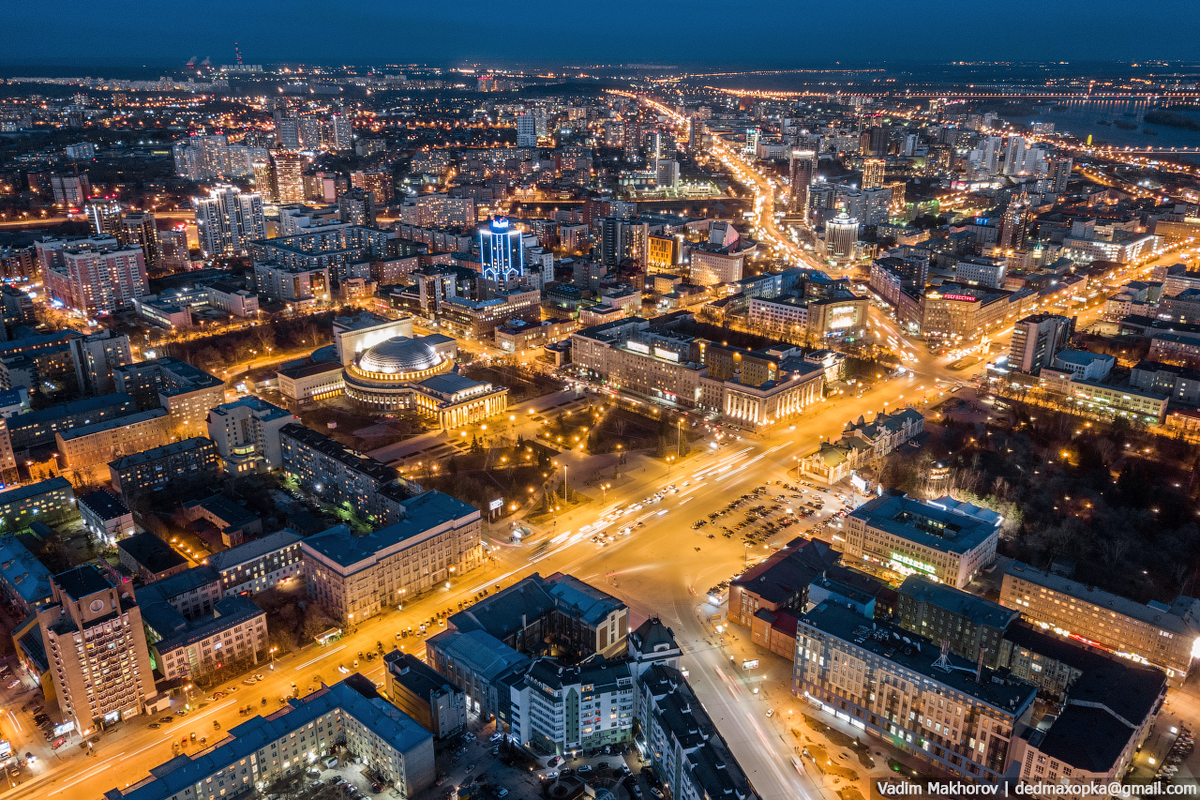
[3,0,1195,68]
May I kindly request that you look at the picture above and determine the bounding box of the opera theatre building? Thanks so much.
[342,335,508,430]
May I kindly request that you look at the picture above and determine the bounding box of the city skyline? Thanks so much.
[0,40,1198,800]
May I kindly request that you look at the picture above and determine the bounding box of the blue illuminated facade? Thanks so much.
[479,217,525,287]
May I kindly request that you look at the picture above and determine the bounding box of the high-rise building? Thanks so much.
[999,199,1030,251]
[1048,156,1073,193]
[329,113,353,150]
[50,173,91,207]
[86,199,124,241]
[171,134,230,180]
[193,184,266,257]
[298,116,322,150]
[36,563,157,732]
[337,187,377,226]
[250,154,275,202]
[1004,136,1027,176]
[655,160,679,191]
[42,243,149,315]
[788,149,816,218]
[121,211,159,271]
[862,186,892,226]
[981,136,1003,175]
[745,127,760,156]
[276,117,301,150]
[479,218,525,287]
[351,170,393,205]
[860,125,887,156]
[861,157,885,190]
[516,113,537,148]
[1008,313,1075,374]
[69,329,133,395]
[206,396,294,474]
[887,180,907,217]
[272,152,305,204]
[158,225,191,272]
[825,212,859,263]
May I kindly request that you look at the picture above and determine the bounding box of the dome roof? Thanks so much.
[357,337,443,375]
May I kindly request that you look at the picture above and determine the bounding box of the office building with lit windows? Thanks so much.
[839,492,1001,589]
[478,217,525,289]
[301,491,484,623]
[1000,562,1200,681]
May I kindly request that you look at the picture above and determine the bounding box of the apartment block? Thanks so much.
[103,677,434,800]
[0,476,76,529]
[137,567,267,681]
[37,564,158,731]
[112,357,225,437]
[279,423,422,525]
[108,436,222,499]
[1000,561,1200,681]
[896,575,1019,667]
[55,408,169,470]
[205,529,304,596]
[794,602,1036,784]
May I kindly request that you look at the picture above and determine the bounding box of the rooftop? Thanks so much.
[732,538,838,604]
[208,396,292,422]
[384,649,463,698]
[0,534,52,607]
[57,408,166,441]
[206,530,302,573]
[426,629,531,683]
[898,575,1019,630]
[1003,561,1200,637]
[118,531,188,575]
[10,393,133,428]
[849,493,1001,555]
[53,563,114,602]
[139,589,263,653]
[280,423,396,484]
[105,677,431,800]
[1053,349,1115,367]
[301,491,478,570]
[640,663,757,800]
[800,601,1037,715]
[544,572,626,626]
[109,436,215,471]
[77,490,129,521]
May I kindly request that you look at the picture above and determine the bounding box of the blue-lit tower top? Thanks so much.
[479,217,525,286]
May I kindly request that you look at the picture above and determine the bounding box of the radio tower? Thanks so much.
[235,42,243,66]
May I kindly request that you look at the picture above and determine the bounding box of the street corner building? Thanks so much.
[103,675,435,800]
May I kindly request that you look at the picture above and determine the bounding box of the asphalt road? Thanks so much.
[0,366,948,800]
